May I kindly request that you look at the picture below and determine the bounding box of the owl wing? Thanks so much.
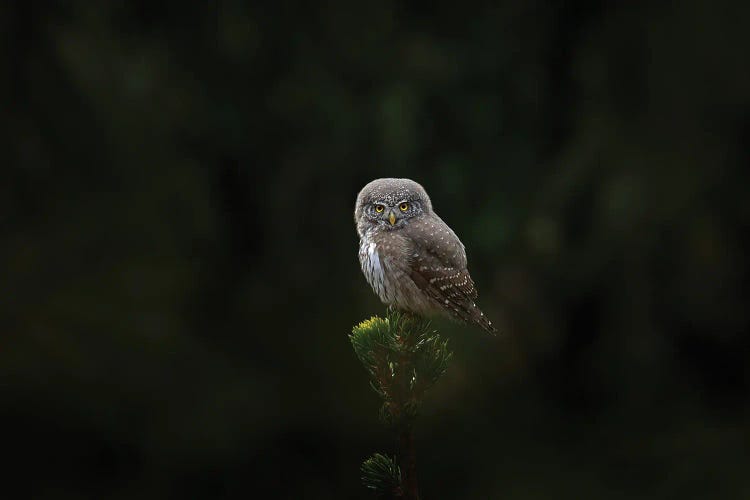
[399,215,496,333]
[408,243,477,304]
[401,216,496,329]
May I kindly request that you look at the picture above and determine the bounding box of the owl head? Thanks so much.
[355,178,433,235]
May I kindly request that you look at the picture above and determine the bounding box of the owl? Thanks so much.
[354,178,496,334]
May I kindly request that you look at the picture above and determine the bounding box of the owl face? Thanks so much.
[363,197,424,228]
[355,178,433,235]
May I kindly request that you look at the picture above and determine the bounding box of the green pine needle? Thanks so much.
[361,453,401,496]
[350,310,453,420]
[352,310,451,496]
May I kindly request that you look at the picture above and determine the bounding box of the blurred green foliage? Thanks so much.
[2,0,749,498]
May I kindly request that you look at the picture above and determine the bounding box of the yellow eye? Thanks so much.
[374,204,384,213]
[399,202,409,212]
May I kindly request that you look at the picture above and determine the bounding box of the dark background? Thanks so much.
[3,1,749,498]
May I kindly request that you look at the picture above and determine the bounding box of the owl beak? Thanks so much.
[388,212,396,225]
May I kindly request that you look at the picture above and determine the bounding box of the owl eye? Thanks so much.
[399,202,409,212]
[374,204,385,213]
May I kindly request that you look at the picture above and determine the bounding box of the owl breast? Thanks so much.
[358,230,435,315]
[359,237,388,301]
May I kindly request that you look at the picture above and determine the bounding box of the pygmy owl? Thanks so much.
[354,178,496,334]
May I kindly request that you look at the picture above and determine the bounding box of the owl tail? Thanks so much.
[470,306,497,335]
[449,297,497,335]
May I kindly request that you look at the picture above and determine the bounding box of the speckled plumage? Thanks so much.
[354,178,496,334]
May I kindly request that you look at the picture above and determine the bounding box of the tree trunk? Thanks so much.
[397,424,419,499]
